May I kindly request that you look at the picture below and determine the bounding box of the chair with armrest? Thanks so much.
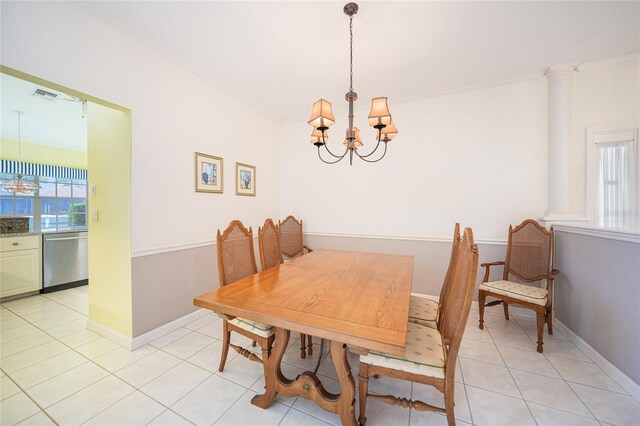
[358,227,479,426]
[478,219,559,353]
[408,223,460,329]
[258,218,314,359]
[279,215,313,259]
[217,220,275,372]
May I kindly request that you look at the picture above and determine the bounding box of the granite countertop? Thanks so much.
[0,229,88,238]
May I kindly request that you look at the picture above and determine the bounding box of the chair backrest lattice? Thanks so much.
[279,215,305,258]
[438,223,461,312]
[217,220,258,287]
[437,228,479,373]
[259,218,284,270]
[504,219,554,282]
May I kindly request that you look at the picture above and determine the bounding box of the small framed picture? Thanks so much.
[195,152,223,193]
[236,162,256,196]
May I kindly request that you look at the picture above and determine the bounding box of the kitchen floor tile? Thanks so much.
[497,345,562,379]
[280,408,332,425]
[115,350,182,388]
[0,341,69,373]
[187,340,237,373]
[148,410,194,426]
[215,351,266,388]
[570,382,640,426]
[9,350,87,389]
[466,386,536,426]
[25,362,109,408]
[458,338,504,366]
[194,318,223,339]
[16,411,56,426]
[542,340,592,362]
[215,389,291,425]
[83,390,165,426]
[140,361,211,406]
[0,331,53,359]
[171,374,246,425]
[93,344,157,373]
[510,369,592,417]
[46,375,134,425]
[0,392,41,425]
[547,355,626,394]
[42,318,87,338]
[527,401,600,426]
[183,313,216,331]
[459,358,521,398]
[149,327,192,348]
[162,331,216,360]
[58,329,101,348]
[75,337,120,359]
[488,328,537,352]
[293,394,341,426]
[0,374,21,401]
[0,323,41,343]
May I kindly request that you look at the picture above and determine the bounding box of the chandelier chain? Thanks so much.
[349,16,353,92]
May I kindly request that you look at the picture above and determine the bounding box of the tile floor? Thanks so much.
[1,287,639,425]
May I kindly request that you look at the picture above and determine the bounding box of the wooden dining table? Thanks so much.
[194,249,414,425]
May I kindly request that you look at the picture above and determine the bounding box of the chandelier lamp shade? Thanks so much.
[1,111,38,195]
[307,2,398,165]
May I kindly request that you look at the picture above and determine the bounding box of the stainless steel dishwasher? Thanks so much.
[42,231,88,292]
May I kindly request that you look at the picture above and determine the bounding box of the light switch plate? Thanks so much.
[91,210,99,222]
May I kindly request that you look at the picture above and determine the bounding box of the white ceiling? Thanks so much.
[85,1,640,123]
[0,73,87,152]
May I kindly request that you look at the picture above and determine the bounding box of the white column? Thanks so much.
[546,67,574,216]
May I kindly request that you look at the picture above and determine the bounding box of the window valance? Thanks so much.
[1,160,87,180]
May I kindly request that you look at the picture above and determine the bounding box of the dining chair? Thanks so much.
[358,227,479,426]
[258,218,313,359]
[278,215,314,356]
[408,223,460,329]
[217,220,275,372]
[478,219,558,352]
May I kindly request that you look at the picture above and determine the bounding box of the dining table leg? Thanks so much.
[251,327,357,426]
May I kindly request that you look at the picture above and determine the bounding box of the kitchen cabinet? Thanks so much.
[0,235,41,299]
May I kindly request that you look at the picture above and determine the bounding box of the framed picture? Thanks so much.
[195,152,223,193]
[236,162,256,196]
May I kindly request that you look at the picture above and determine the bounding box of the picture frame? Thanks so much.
[236,162,256,196]
[195,152,223,193]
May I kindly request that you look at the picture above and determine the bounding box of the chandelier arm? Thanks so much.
[355,128,383,158]
[355,141,388,163]
[318,146,349,164]
[322,140,349,159]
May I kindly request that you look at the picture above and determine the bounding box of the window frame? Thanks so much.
[586,124,640,230]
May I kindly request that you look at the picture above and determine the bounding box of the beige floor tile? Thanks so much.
[412,381,472,423]
[148,410,194,426]
[0,331,53,359]
[570,382,640,426]
[19,306,72,323]
[16,411,56,426]
[542,340,591,362]
[10,350,87,389]
[459,338,504,366]
[488,328,537,352]
[459,358,521,398]
[0,375,21,401]
[187,340,237,373]
[547,355,626,394]
[462,324,494,343]
[466,386,536,426]
[292,394,341,425]
[497,345,562,379]
[214,389,291,425]
[195,318,223,339]
[409,410,472,426]
[0,341,69,373]
[527,401,600,426]
[140,361,211,406]
[215,352,266,388]
[25,362,109,408]
[75,337,119,359]
[280,408,332,425]
[115,350,182,388]
[149,327,192,348]
[58,329,101,348]
[31,311,86,330]
[358,397,412,426]
[46,375,135,425]
[367,374,412,399]
[64,301,89,316]
[162,332,216,360]
[93,344,157,373]
[0,323,41,343]
[1,317,29,332]
[510,369,592,417]
[171,374,245,425]
[183,314,217,331]
[84,390,165,425]
[43,318,87,338]
[0,392,41,425]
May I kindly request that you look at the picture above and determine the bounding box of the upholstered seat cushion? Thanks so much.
[360,322,446,379]
[408,293,439,329]
[479,280,548,306]
[229,317,275,338]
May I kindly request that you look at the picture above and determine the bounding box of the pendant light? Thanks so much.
[2,111,38,195]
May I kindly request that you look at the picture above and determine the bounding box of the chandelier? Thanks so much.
[2,111,38,195]
[308,2,398,165]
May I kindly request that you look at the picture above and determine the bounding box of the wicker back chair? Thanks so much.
[408,223,460,329]
[216,220,275,373]
[279,215,312,258]
[358,228,479,426]
[258,219,284,270]
[478,219,558,352]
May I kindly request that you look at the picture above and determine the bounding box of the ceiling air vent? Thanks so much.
[32,88,59,101]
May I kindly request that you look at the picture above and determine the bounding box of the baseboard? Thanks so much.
[554,319,640,403]
[87,309,209,350]
[130,309,209,350]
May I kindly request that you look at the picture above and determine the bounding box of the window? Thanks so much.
[0,174,87,232]
[586,126,639,231]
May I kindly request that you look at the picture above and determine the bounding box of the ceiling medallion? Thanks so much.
[307,2,398,165]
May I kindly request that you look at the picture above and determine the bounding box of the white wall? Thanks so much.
[1,2,282,255]
[281,78,549,241]
[570,61,640,215]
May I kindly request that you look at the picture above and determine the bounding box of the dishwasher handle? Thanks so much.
[45,236,88,242]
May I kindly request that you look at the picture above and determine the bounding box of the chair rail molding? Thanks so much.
[554,224,640,244]
[304,231,507,246]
